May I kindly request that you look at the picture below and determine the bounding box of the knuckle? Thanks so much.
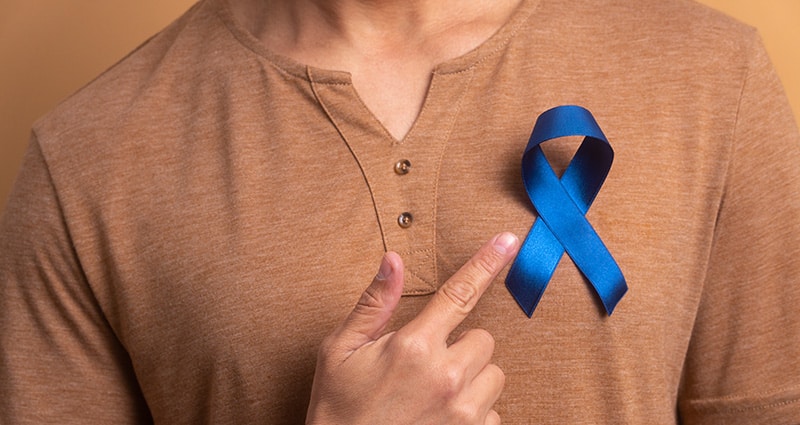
[353,284,384,313]
[389,331,432,359]
[440,364,466,396]
[471,328,496,349]
[487,410,502,425]
[438,246,506,312]
[487,363,506,388]
[448,399,481,423]
[439,279,479,311]
[468,249,502,280]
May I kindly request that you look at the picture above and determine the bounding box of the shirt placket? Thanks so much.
[308,66,474,294]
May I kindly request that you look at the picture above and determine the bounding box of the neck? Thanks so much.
[298,0,460,39]
[231,0,522,66]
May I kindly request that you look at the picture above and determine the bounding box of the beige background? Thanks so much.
[1,1,799,210]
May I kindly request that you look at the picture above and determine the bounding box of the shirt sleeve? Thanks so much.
[677,32,800,425]
[0,136,152,423]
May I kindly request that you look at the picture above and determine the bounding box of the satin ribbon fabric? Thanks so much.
[506,105,627,317]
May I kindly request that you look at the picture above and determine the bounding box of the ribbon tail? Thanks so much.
[506,218,565,317]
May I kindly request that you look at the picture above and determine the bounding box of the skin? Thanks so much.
[306,233,520,424]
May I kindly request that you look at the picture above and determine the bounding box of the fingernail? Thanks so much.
[376,255,393,280]
[493,232,518,255]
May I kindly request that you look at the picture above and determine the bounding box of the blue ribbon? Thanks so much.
[506,105,627,317]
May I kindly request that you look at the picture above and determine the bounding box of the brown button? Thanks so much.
[394,159,411,175]
[397,212,413,228]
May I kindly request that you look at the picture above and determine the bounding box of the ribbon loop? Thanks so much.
[506,105,627,317]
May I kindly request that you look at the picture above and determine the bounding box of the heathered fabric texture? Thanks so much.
[2,0,800,423]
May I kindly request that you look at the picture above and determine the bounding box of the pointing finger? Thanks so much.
[405,232,518,342]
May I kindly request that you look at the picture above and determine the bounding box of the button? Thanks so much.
[397,212,413,228]
[394,159,411,175]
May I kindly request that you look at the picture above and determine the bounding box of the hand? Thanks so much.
[305,232,520,425]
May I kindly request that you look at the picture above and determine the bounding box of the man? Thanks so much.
[2,0,799,423]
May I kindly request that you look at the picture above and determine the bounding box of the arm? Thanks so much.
[0,137,151,423]
[677,31,800,425]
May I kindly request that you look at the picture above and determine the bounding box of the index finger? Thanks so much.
[404,232,519,342]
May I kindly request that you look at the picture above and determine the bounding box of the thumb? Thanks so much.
[336,252,405,348]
